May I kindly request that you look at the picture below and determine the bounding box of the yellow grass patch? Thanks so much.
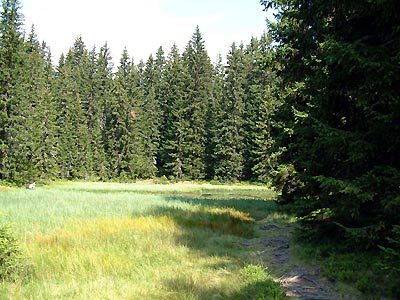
[208,207,254,222]
[0,185,12,191]
[34,216,177,248]
[162,206,255,237]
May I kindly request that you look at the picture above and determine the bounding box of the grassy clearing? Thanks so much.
[0,181,286,300]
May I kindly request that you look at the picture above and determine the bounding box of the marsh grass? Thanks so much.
[0,181,285,300]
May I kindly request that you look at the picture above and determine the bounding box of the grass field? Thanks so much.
[0,181,286,300]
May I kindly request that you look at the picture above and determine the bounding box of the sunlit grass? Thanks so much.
[0,181,286,300]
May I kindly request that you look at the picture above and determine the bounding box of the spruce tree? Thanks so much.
[55,37,91,179]
[213,43,246,182]
[139,54,162,177]
[263,0,400,252]
[106,49,145,179]
[15,29,59,182]
[241,37,258,180]
[242,33,279,183]
[94,43,114,179]
[105,48,131,178]
[152,47,167,175]
[127,59,153,179]
[36,41,59,180]
[154,47,166,104]
[159,44,189,179]
[84,46,108,179]
[252,84,280,183]
[206,54,225,179]
[3,29,36,183]
[0,0,29,183]
[181,26,213,179]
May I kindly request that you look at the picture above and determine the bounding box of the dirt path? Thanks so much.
[241,224,362,300]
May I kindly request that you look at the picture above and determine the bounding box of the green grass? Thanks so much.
[0,181,286,300]
[291,230,399,300]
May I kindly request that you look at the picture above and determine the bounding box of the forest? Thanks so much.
[0,2,278,185]
[1,0,399,297]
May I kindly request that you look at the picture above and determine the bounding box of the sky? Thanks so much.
[20,0,274,65]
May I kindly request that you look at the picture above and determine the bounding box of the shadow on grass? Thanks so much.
[147,205,255,237]
[136,194,292,254]
[134,195,289,299]
[159,194,282,221]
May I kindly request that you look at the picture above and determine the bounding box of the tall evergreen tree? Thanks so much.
[14,29,59,182]
[154,47,166,104]
[2,27,39,183]
[105,48,131,178]
[35,41,59,180]
[84,46,108,179]
[241,36,260,180]
[242,33,279,183]
[252,84,280,183]
[0,0,24,182]
[262,0,400,251]
[159,44,189,179]
[106,49,145,179]
[152,47,167,175]
[139,54,162,177]
[205,54,225,179]
[213,43,246,182]
[94,43,114,179]
[127,59,154,179]
[55,37,91,179]
[181,26,213,179]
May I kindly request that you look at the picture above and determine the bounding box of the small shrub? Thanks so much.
[0,221,31,281]
[240,265,270,284]
[355,273,375,294]
[239,265,286,300]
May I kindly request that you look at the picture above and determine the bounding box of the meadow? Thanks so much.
[0,181,286,300]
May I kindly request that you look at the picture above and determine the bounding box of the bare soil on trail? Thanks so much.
[240,223,363,300]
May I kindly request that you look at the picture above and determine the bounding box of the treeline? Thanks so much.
[0,0,278,184]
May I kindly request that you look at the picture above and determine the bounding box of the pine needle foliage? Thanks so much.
[262,0,400,253]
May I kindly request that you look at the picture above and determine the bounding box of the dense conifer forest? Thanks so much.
[0,1,278,185]
[1,0,399,294]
